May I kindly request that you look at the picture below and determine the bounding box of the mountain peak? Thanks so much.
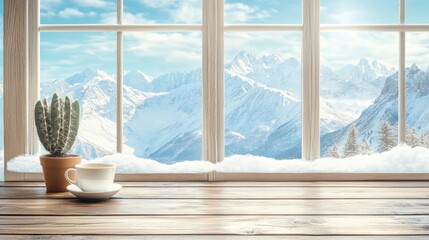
[65,68,112,85]
[234,50,257,62]
[261,53,284,64]
[358,58,370,67]
[123,70,153,91]
[371,60,381,68]
[411,63,419,72]
[228,51,258,75]
[125,70,153,83]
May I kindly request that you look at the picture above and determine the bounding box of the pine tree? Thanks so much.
[328,144,340,158]
[343,125,360,157]
[420,133,429,148]
[378,121,396,152]
[360,140,372,155]
[406,127,420,147]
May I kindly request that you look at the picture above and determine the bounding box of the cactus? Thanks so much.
[35,93,80,156]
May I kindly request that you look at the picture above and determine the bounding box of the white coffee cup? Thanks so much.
[65,163,116,192]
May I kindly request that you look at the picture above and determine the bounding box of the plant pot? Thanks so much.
[40,154,82,192]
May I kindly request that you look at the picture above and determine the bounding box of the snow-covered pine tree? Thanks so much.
[328,144,340,158]
[420,133,429,148]
[343,125,360,157]
[377,121,396,152]
[406,127,420,147]
[360,140,372,155]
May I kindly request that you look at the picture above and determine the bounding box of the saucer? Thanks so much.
[67,183,122,200]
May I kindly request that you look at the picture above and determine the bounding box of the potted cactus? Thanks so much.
[35,93,81,192]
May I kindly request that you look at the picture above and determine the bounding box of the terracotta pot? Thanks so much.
[40,154,82,192]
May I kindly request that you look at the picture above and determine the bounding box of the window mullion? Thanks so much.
[116,0,124,153]
[398,0,406,144]
[202,0,224,164]
[302,0,320,160]
[28,0,40,155]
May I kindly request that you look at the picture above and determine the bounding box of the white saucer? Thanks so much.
[67,183,122,200]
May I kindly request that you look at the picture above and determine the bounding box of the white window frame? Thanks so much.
[4,0,429,181]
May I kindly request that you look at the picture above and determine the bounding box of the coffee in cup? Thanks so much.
[65,163,116,192]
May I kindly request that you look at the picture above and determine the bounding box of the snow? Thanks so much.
[5,145,429,174]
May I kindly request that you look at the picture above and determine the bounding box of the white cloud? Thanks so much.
[58,8,85,18]
[123,32,202,74]
[224,32,301,63]
[100,12,154,24]
[225,3,270,23]
[40,0,62,10]
[88,11,98,17]
[320,32,398,69]
[170,1,201,24]
[138,0,201,24]
[40,34,116,81]
[41,11,56,17]
[73,0,115,9]
[406,33,429,69]
[139,0,180,8]
[324,10,360,24]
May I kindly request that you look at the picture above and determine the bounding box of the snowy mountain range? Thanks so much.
[0,51,427,162]
[320,63,429,156]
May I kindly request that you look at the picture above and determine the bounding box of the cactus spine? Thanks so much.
[35,93,80,156]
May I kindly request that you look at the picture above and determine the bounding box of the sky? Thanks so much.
[29,0,429,82]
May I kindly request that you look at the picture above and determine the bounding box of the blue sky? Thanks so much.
[36,0,429,82]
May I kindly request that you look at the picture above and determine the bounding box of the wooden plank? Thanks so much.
[1,186,429,199]
[3,0,27,181]
[4,181,429,188]
[2,236,429,240]
[1,216,429,235]
[0,198,428,216]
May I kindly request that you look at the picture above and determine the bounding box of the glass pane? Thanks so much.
[406,0,429,23]
[40,0,116,24]
[406,33,429,148]
[320,32,398,158]
[224,0,302,24]
[40,32,117,160]
[321,0,398,24]
[224,32,302,159]
[124,0,202,24]
[123,32,202,163]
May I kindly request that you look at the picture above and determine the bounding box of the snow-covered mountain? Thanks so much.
[0,51,425,162]
[321,64,429,156]
[37,52,407,161]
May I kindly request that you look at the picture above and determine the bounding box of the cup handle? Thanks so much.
[64,168,77,185]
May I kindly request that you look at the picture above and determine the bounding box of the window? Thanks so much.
[40,32,117,159]
[3,0,429,181]
[320,32,399,157]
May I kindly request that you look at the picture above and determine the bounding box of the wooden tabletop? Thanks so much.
[1,181,429,239]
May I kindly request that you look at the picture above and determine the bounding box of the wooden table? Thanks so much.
[1,181,429,239]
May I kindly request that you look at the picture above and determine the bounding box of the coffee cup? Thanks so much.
[65,163,116,192]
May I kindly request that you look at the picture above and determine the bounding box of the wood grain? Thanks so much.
[3,0,27,181]
[4,181,429,187]
[1,215,429,235]
[2,236,429,240]
[1,182,429,237]
[1,186,429,199]
[0,198,428,216]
